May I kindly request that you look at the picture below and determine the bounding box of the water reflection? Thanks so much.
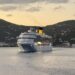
[0,47,75,75]
[18,49,75,70]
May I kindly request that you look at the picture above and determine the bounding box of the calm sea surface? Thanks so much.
[0,47,75,75]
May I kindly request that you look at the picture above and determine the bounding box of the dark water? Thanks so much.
[0,47,75,75]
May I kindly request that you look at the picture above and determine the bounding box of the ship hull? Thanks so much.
[18,43,52,52]
[35,45,52,52]
[18,44,36,53]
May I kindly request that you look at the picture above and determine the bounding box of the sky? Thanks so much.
[0,0,75,26]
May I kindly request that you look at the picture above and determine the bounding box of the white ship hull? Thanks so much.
[34,44,52,52]
[18,43,52,52]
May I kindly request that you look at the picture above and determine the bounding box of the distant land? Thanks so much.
[0,19,75,47]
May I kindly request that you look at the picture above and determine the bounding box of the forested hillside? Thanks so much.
[0,19,75,46]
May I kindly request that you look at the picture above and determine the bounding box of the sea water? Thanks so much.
[0,47,75,75]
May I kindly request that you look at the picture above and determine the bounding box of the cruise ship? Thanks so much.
[17,27,52,53]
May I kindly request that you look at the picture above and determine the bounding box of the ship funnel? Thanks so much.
[36,27,44,35]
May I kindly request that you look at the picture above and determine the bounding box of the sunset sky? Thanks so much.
[0,0,75,26]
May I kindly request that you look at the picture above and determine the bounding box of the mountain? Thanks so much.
[44,20,75,45]
[45,20,75,34]
[0,19,75,46]
[0,19,39,46]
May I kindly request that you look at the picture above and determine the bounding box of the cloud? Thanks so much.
[73,2,75,4]
[0,5,17,11]
[0,0,69,4]
[0,0,69,12]
[69,0,75,3]
[73,14,75,17]
[26,7,41,12]
[6,14,12,17]
[53,5,65,11]
[46,0,69,3]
